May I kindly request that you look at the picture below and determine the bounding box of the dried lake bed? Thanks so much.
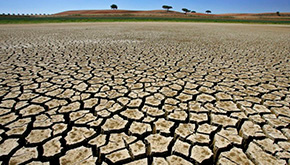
[0,22,290,164]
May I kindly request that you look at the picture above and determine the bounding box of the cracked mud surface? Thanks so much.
[0,22,290,164]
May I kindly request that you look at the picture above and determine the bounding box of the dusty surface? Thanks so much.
[0,22,289,164]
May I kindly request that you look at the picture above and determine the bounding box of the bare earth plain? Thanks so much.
[0,22,290,165]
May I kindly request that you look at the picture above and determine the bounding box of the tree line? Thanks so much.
[163,5,211,14]
[111,4,282,16]
[110,4,212,14]
[0,13,50,16]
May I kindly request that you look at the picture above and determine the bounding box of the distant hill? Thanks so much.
[1,9,290,24]
[54,10,183,16]
[54,10,290,19]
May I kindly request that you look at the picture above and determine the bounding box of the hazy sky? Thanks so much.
[0,0,289,14]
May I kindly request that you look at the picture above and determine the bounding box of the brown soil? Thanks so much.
[54,10,183,16]
[54,10,290,19]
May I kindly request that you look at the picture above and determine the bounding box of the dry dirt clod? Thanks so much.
[190,145,213,164]
[246,142,286,165]
[43,136,62,157]
[0,138,19,156]
[9,147,38,165]
[59,146,95,164]
[105,149,131,164]
[25,128,52,144]
[218,147,254,165]
[145,134,173,155]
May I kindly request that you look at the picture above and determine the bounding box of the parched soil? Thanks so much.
[0,22,290,164]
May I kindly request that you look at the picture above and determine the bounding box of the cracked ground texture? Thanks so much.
[0,22,289,165]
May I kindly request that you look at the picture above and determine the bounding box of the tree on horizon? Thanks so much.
[162,5,173,12]
[111,4,118,10]
[206,10,211,14]
[182,8,191,14]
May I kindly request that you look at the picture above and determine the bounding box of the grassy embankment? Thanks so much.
[0,16,290,24]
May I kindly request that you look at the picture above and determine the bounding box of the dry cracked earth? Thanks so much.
[0,22,290,165]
